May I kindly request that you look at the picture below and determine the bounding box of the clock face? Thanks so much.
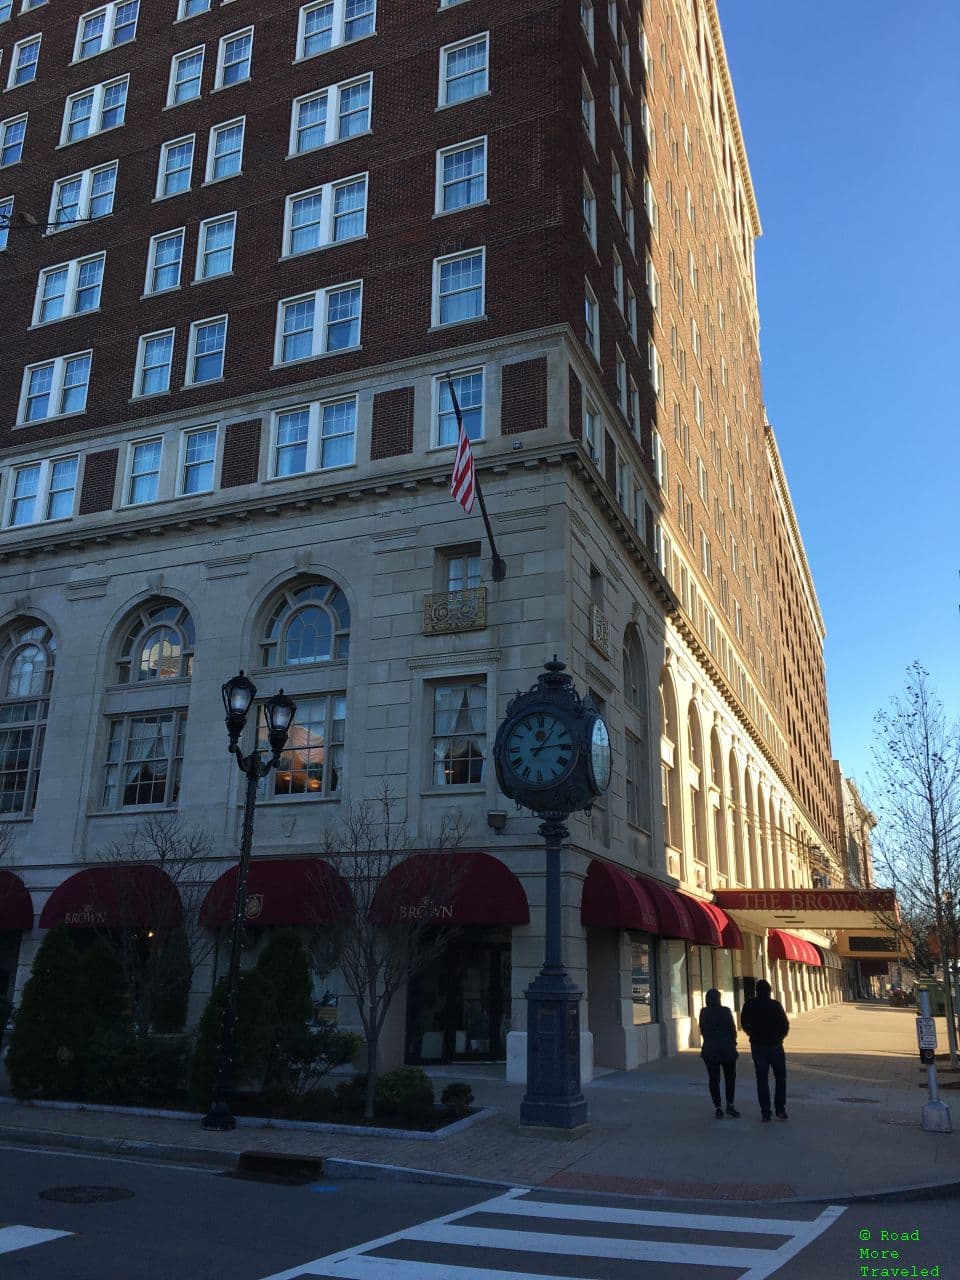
[504,711,576,788]
[589,715,612,794]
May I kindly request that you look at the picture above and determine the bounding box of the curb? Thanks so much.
[0,1125,236,1170]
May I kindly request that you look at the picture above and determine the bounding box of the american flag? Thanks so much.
[449,401,476,515]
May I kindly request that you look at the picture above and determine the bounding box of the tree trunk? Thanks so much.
[364,1034,377,1120]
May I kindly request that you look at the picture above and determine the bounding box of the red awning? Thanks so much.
[200,857,351,927]
[702,901,744,950]
[370,852,529,925]
[39,866,183,929]
[581,860,658,933]
[768,928,822,967]
[679,894,724,947]
[636,874,697,941]
[0,870,33,930]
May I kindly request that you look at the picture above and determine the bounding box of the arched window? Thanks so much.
[117,601,195,683]
[687,704,707,878]
[659,671,683,870]
[0,618,55,814]
[710,730,728,881]
[622,627,651,833]
[261,581,350,668]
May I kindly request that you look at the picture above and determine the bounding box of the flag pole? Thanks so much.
[446,376,507,582]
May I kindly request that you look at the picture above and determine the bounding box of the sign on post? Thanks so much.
[917,1015,937,1056]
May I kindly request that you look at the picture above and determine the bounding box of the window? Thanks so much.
[215,28,252,87]
[272,397,357,476]
[157,135,194,197]
[628,376,639,434]
[582,173,596,247]
[260,693,345,798]
[609,67,620,122]
[62,76,128,143]
[583,399,600,466]
[433,247,484,326]
[611,156,621,217]
[443,544,481,590]
[612,249,623,311]
[133,330,174,397]
[580,74,595,146]
[623,626,650,831]
[580,0,593,48]
[33,254,104,324]
[0,620,54,815]
[642,171,658,235]
[626,283,637,342]
[49,161,116,228]
[289,75,371,153]
[8,35,41,87]
[436,368,482,444]
[645,253,660,314]
[615,347,626,410]
[584,281,599,360]
[282,174,367,256]
[145,228,184,293]
[195,212,235,279]
[691,315,701,361]
[275,282,362,362]
[186,315,226,383]
[436,137,486,213]
[1,114,27,168]
[101,712,186,808]
[700,530,712,581]
[0,196,11,251]
[651,428,666,489]
[439,33,488,106]
[297,0,375,58]
[6,456,79,526]
[630,935,657,1025]
[648,338,663,398]
[116,600,194,682]
[261,579,350,665]
[431,679,485,785]
[693,382,704,431]
[177,0,210,17]
[168,47,204,105]
[624,193,635,250]
[179,425,217,494]
[18,352,91,423]
[697,455,708,504]
[75,1,139,60]
[126,437,162,502]
[205,118,244,180]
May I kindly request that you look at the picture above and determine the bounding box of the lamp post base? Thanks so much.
[201,1100,237,1131]
[520,969,588,1130]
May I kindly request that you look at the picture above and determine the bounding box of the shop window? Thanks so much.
[631,933,657,1025]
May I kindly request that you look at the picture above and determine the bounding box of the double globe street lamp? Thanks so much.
[202,671,296,1131]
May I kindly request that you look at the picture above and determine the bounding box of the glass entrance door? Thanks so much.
[406,926,510,1063]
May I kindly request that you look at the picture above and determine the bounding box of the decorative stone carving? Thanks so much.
[589,604,610,657]
[423,587,487,634]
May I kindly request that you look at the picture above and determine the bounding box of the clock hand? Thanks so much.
[531,729,558,756]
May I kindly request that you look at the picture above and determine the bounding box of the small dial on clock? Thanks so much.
[505,712,575,787]
[589,715,612,794]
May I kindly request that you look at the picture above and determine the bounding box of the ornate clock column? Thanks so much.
[493,658,611,1132]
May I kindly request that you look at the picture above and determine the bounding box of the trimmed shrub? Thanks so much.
[6,927,84,1100]
[440,1082,474,1117]
[186,970,276,1107]
[83,1032,189,1104]
[375,1066,434,1122]
[79,938,128,1037]
[297,1087,339,1122]
[279,1023,363,1093]
[150,929,192,1034]
[254,929,313,1088]
[335,1075,367,1115]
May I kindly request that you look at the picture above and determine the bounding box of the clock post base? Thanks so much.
[520,971,588,1130]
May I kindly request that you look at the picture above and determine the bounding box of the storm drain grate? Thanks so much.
[39,1186,136,1204]
[836,1096,881,1104]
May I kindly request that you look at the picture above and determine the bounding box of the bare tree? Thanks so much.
[310,784,466,1120]
[94,815,217,1033]
[869,663,960,1064]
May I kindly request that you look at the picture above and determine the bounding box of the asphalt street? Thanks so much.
[3,1143,959,1280]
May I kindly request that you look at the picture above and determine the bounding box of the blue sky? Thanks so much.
[716,1,960,788]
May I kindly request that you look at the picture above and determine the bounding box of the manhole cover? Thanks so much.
[836,1096,880,1104]
[39,1186,136,1204]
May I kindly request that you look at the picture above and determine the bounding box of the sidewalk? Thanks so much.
[1,1003,956,1202]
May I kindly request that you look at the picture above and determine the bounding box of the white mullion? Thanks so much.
[331,0,346,43]
[307,401,322,473]
[315,287,328,356]
[320,181,335,247]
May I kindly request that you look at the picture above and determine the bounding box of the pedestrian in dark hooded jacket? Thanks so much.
[698,988,740,1119]
[739,978,790,1121]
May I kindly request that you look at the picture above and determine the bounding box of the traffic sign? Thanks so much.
[917,1015,937,1050]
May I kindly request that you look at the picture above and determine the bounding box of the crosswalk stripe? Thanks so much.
[738,1204,846,1280]
[0,1225,73,1255]
[482,1196,809,1235]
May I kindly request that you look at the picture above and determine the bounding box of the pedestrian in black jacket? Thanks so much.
[739,979,790,1121]
[698,988,740,1119]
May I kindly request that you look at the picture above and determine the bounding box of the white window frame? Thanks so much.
[296,0,377,60]
[177,0,211,18]
[195,211,236,280]
[288,74,373,155]
[17,351,92,424]
[274,281,363,364]
[584,281,599,360]
[434,367,484,446]
[48,164,118,230]
[144,226,185,294]
[32,252,105,325]
[583,398,601,466]
[643,171,658,236]
[156,135,195,198]
[651,428,667,489]
[645,252,660,314]
[580,0,594,48]
[132,328,175,398]
[580,74,595,147]
[626,283,638,343]
[0,196,12,252]
[73,0,140,62]
[648,338,663,399]
[4,454,80,527]
[615,346,626,410]
[0,113,28,169]
[435,136,487,214]
[8,34,41,88]
[185,314,227,385]
[204,117,245,182]
[61,75,128,145]
[612,248,624,312]
[439,32,489,108]
[432,246,485,328]
[214,27,253,89]
[281,173,368,257]
[167,46,205,106]
[124,436,163,506]
[583,172,597,248]
[177,423,219,496]
[269,395,358,477]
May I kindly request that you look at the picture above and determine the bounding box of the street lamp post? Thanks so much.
[202,671,296,1131]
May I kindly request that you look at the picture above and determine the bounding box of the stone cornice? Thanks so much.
[765,420,826,638]
[706,1,762,239]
